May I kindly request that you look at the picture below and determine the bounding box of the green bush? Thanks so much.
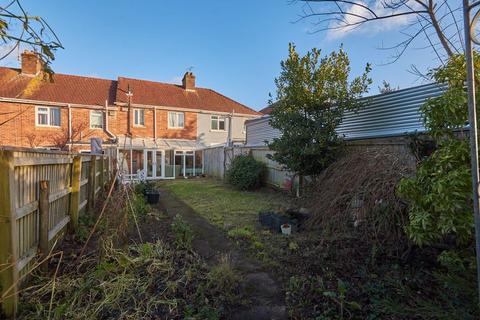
[226,155,266,190]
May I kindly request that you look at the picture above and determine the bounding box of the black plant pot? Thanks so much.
[145,190,160,204]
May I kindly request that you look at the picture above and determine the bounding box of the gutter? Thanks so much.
[0,97,106,110]
[114,102,260,118]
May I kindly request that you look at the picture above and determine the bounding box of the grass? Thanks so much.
[158,179,289,230]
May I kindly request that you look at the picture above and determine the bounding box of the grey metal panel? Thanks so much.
[246,117,281,146]
[338,83,447,140]
[246,83,448,142]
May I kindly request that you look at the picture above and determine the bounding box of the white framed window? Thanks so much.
[35,106,61,127]
[133,109,145,126]
[90,110,104,129]
[168,111,185,128]
[211,115,226,131]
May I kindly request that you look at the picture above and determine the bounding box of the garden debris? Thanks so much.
[17,182,247,320]
[306,147,415,253]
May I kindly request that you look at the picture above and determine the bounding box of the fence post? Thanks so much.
[39,180,49,270]
[106,155,110,182]
[69,156,81,233]
[0,150,18,318]
[88,155,97,212]
[99,156,105,188]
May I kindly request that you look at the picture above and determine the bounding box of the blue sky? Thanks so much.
[3,0,436,110]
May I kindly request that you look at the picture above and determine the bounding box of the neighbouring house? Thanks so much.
[245,83,446,147]
[0,51,261,179]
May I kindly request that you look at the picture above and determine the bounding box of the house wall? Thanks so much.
[156,109,197,140]
[0,102,67,148]
[197,113,252,146]
[0,101,202,149]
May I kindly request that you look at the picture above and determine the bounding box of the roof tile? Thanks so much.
[0,67,259,115]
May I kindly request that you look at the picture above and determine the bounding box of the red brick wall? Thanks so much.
[0,102,198,149]
[156,109,197,140]
[111,107,197,140]
[0,102,66,147]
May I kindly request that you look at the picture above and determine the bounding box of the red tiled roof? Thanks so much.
[259,105,273,115]
[0,67,116,106]
[0,67,259,115]
[116,77,259,115]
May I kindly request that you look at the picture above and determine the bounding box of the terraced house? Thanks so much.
[0,51,260,179]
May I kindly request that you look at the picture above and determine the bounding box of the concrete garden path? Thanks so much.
[156,189,287,320]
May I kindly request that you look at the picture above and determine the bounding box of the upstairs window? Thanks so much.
[211,115,226,131]
[134,109,145,126]
[168,112,185,128]
[90,110,104,129]
[36,106,61,127]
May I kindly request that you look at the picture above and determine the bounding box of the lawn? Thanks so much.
[158,178,290,230]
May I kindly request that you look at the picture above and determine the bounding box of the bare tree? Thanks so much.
[295,0,463,65]
[50,121,92,151]
[1,0,63,73]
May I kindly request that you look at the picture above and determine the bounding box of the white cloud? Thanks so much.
[325,1,415,40]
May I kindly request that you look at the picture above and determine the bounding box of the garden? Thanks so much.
[10,44,480,320]
[14,183,250,319]
[160,176,479,319]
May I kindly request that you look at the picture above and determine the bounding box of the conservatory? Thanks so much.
[117,137,204,180]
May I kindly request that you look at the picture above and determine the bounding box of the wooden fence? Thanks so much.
[202,145,296,190]
[0,147,114,318]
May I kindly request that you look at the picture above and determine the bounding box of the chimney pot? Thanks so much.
[21,51,42,75]
[182,72,195,90]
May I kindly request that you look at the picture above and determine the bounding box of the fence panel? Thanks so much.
[0,147,114,317]
[203,146,226,178]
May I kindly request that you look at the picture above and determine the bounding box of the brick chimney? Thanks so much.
[21,51,42,75]
[182,72,195,90]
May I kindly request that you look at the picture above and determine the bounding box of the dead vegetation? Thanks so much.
[306,147,415,255]
[15,181,247,320]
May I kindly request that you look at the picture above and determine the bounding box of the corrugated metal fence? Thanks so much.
[0,147,114,317]
[338,82,446,139]
[246,83,447,147]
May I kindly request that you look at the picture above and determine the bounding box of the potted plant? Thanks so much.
[136,178,160,204]
[281,223,292,235]
[145,189,160,204]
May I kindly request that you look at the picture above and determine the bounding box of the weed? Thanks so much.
[227,226,254,240]
[19,239,245,319]
[171,214,194,250]
[131,192,151,217]
[76,214,95,243]
[203,255,246,306]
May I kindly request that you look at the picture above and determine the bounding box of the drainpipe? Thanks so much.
[126,85,132,137]
[227,110,234,147]
[104,99,116,139]
[68,104,72,151]
[153,107,157,140]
